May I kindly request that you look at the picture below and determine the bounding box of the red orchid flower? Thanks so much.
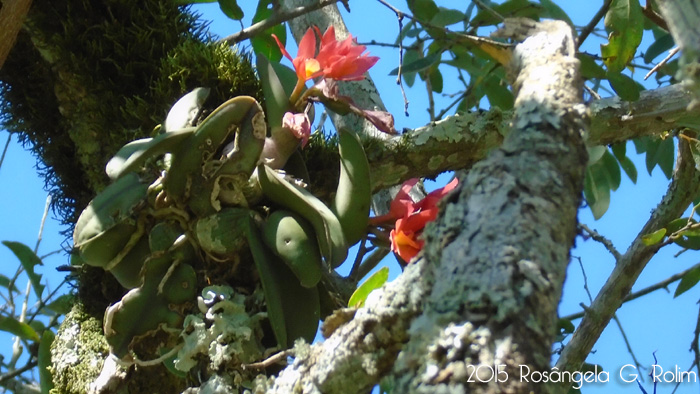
[371,177,459,264]
[272,28,322,84]
[314,26,379,81]
[272,26,379,104]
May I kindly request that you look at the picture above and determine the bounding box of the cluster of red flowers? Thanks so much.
[273,26,379,85]
[372,178,459,263]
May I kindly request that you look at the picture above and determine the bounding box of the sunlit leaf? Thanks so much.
[0,315,40,342]
[675,265,700,297]
[45,294,74,315]
[2,241,44,298]
[348,267,390,308]
[642,228,666,246]
[601,0,643,73]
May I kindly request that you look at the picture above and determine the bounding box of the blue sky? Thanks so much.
[1,1,698,392]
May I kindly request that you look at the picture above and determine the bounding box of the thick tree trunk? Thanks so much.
[259,19,587,394]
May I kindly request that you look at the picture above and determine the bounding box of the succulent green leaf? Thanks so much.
[218,0,243,20]
[257,55,295,129]
[600,0,643,73]
[642,228,666,246]
[675,265,700,297]
[348,267,389,308]
[2,241,44,298]
[0,315,40,342]
[38,330,55,394]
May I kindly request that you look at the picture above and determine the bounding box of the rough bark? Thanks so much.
[259,19,587,394]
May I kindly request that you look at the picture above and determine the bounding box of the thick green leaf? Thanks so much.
[587,145,606,165]
[0,315,40,341]
[607,72,640,101]
[251,0,285,62]
[642,228,666,246]
[611,141,626,160]
[2,241,44,298]
[348,267,389,308]
[601,0,643,73]
[218,0,243,20]
[257,55,294,129]
[644,33,674,63]
[38,330,55,394]
[389,51,442,75]
[675,266,700,297]
[430,8,465,27]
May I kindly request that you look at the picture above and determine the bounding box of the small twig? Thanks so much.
[0,133,10,174]
[471,0,504,22]
[242,350,291,370]
[576,0,613,49]
[220,0,343,45]
[579,223,622,261]
[349,239,371,280]
[562,261,700,321]
[644,47,680,80]
[377,0,410,116]
[643,0,669,31]
[0,360,37,383]
[353,247,390,282]
[612,315,644,376]
[576,256,594,303]
[425,71,435,121]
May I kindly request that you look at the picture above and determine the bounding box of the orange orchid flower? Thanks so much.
[372,177,459,264]
[272,26,379,103]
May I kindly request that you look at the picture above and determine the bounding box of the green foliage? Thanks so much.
[601,0,644,73]
[251,0,286,62]
[2,241,45,298]
[348,267,389,308]
[675,265,700,297]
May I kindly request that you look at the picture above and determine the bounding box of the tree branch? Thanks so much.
[555,136,700,378]
[220,0,344,45]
